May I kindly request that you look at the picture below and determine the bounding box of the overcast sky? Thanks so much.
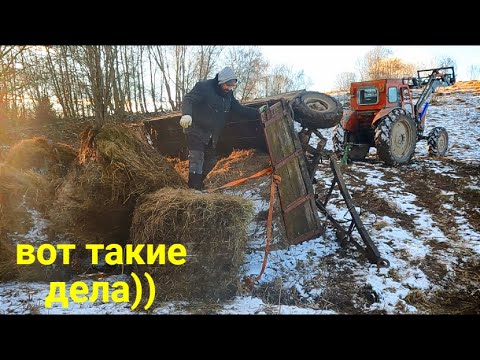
[259,45,480,92]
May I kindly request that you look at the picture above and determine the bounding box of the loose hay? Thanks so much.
[0,237,19,281]
[405,258,480,314]
[4,136,77,177]
[0,164,57,237]
[0,237,72,282]
[207,149,271,189]
[130,187,254,303]
[49,123,187,252]
[169,149,271,188]
[0,164,66,282]
[77,123,186,201]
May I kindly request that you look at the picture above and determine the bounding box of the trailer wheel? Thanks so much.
[427,127,448,156]
[292,91,343,129]
[374,109,417,165]
[333,124,369,160]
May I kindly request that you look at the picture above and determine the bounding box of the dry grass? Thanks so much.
[436,80,480,95]
[0,237,19,281]
[0,163,69,282]
[49,123,187,253]
[0,236,72,283]
[405,258,480,314]
[165,149,271,190]
[165,156,189,183]
[77,123,186,201]
[130,187,254,303]
[206,149,271,189]
[4,136,77,177]
[0,164,57,237]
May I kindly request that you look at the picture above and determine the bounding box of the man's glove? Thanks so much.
[259,105,268,114]
[179,115,192,128]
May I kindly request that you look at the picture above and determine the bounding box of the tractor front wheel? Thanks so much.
[374,109,417,165]
[427,127,448,156]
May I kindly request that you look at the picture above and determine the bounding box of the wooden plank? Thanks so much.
[261,101,324,244]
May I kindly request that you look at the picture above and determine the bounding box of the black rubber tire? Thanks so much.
[292,91,343,129]
[427,127,448,156]
[332,124,369,160]
[374,109,417,165]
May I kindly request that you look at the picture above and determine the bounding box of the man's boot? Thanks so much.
[188,172,204,191]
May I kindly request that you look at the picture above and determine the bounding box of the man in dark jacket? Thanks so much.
[180,66,262,191]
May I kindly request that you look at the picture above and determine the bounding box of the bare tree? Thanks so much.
[151,46,177,111]
[195,46,224,81]
[72,45,117,122]
[111,45,126,119]
[223,46,268,101]
[0,46,26,122]
[377,57,416,79]
[261,65,312,96]
[147,46,158,113]
[435,55,457,69]
[355,47,415,81]
[469,65,480,80]
[21,47,55,117]
[355,46,393,80]
[334,72,357,91]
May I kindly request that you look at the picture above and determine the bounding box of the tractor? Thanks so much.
[333,67,456,165]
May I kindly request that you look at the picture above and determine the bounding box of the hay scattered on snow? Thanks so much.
[0,236,72,283]
[0,164,68,282]
[405,258,480,314]
[130,187,254,302]
[0,164,56,238]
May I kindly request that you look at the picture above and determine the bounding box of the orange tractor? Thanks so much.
[333,67,455,165]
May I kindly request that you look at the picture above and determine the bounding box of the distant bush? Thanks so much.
[35,96,57,124]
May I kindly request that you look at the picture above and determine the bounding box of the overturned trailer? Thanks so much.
[144,90,389,267]
[143,90,341,160]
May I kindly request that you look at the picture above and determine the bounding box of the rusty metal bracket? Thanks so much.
[315,154,390,268]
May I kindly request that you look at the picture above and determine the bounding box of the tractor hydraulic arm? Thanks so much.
[414,67,456,118]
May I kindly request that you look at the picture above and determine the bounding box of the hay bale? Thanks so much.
[49,123,187,251]
[130,187,254,302]
[77,123,186,200]
[4,136,77,176]
[53,143,78,169]
[48,162,133,248]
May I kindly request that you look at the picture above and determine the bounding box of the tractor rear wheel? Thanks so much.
[292,91,343,129]
[333,124,369,160]
[427,127,448,156]
[374,109,417,165]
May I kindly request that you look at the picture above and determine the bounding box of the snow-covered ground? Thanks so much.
[1,89,479,315]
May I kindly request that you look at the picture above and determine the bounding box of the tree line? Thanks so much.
[0,46,312,124]
[333,46,472,92]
